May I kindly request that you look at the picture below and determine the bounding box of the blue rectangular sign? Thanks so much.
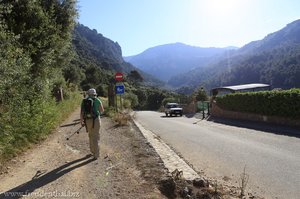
[115,84,125,94]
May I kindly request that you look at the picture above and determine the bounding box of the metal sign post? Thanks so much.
[114,72,124,111]
[115,83,125,110]
[120,95,123,110]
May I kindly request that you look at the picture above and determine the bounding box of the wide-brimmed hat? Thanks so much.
[88,88,97,96]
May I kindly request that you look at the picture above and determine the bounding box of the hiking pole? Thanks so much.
[66,126,83,140]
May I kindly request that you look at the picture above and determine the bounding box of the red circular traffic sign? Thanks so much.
[115,72,123,81]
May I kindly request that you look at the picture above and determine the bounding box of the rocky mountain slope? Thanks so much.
[72,24,164,88]
[168,19,300,93]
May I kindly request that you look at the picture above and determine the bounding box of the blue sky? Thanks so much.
[78,0,300,56]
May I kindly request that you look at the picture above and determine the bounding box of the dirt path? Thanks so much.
[0,108,166,199]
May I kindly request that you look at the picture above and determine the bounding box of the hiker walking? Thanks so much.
[80,88,104,159]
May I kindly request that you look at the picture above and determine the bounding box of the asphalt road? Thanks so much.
[134,111,300,199]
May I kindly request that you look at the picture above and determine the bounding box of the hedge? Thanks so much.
[216,88,300,119]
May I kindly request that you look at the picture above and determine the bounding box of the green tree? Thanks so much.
[0,1,79,160]
[2,0,77,96]
[0,2,32,104]
[133,89,148,109]
[127,70,143,84]
[162,97,179,106]
[146,89,166,110]
[194,87,208,101]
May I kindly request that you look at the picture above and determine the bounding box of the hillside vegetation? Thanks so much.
[70,23,181,110]
[0,0,181,161]
[169,20,300,92]
[71,24,164,91]
[0,0,79,160]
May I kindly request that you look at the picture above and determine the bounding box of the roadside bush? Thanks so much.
[96,84,108,97]
[124,93,138,108]
[100,97,108,109]
[104,106,116,118]
[0,92,82,161]
[132,89,148,109]
[123,99,131,109]
[114,112,130,126]
[216,89,300,119]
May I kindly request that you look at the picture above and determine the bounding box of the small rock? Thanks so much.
[223,175,231,181]
[11,160,17,164]
[65,161,70,163]
[158,176,176,198]
[193,177,209,188]
[180,186,192,198]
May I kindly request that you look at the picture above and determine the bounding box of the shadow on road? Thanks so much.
[184,113,197,118]
[207,116,300,138]
[0,155,95,199]
[59,122,80,128]
[160,115,184,118]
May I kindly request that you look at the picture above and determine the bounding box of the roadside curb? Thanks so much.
[131,116,200,181]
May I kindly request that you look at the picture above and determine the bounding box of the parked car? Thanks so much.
[164,103,183,117]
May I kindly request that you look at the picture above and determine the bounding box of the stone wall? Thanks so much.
[211,102,300,128]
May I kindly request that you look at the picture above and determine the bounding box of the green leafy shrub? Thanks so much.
[216,89,300,119]
[0,0,79,162]
[124,93,138,108]
[0,92,82,160]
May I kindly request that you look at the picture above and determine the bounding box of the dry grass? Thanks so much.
[239,166,249,198]
[114,112,131,126]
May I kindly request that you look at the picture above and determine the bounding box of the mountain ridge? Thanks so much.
[168,19,300,93]
[239,19,300,54]
[124,43,232,81]
[72,24,164,87]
